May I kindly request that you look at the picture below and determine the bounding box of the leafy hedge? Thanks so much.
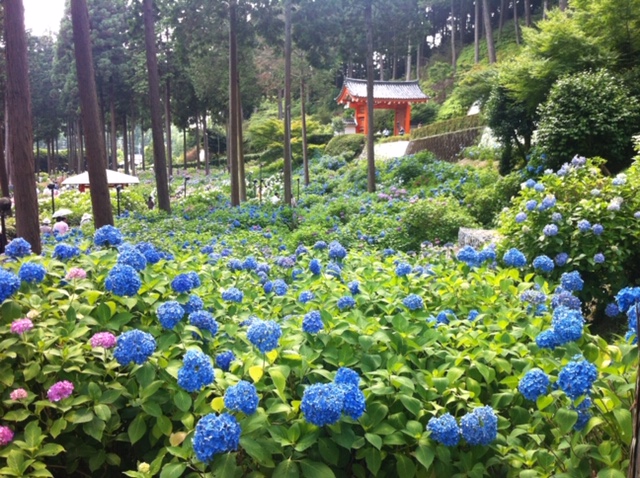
[410,115,486,140]
[324,135,366,161]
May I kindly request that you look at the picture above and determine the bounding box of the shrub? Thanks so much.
[537,70,640,173]
[464,172,522,226]
[390,152,437,185]
[324,134,366,161]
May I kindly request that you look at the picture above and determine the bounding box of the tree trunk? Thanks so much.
[499,0,505,38]
[559,0,567,11]
[183,128,187,170]
[78,119,84,172]
[0,125,10,198]
[524,0,531,27]
[71,0,114,228]
[514,0,520,45]
[203,112,210,176]
[406,40,412,80]
[543,0,549,19]
[301,76,309,187]
[392,50,398,80]
[277,88,283,120]
[228,0,240,206]
[129,111,136,174]
[123,115,129,174]
[195,111,200,169]
[474,0,480,63]
[365,0,375,193]
[283,0,293,206]
[110,93,117,169]
[165,77,173,177]
[483,0,497,64]
[143,0,171,213]
[451,0,456,73]
[237,84,246,202]
[416,41,421,80]
[47,139,52,173]
[5,0,41,251]
[141,124,145,171]
[55,136,59,171]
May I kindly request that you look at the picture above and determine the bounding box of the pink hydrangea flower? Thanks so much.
[66,268,87,280]
[9,388,28,401]
[0,426,14,446]
[47,380,74,402]
[10,318,33,335]
[90,332,117,349]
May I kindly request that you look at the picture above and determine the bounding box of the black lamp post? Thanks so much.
[0,197,11,254]
[297,178,300,203]
[259,180,264,205]
[115,184,123,217]
[184,176,190,199]
[253,179,258,198]
[47,183,56,214]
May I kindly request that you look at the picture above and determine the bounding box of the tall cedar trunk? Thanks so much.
[474,0,480,63]
[123,116,129,174]
[559,0,567,11]
[514,0,520,45]
[379,52,384,80]
[365,0,375,193]
[499,0,505,38]
[483,0,497,63]
[203,112,210,176]
[183,129,187,169]
[237,83,246,201]
[5,0,41,251]
[392,50,397,79]
[524,0,531,26]
[71,0,114,228]
[416,41,421,80]
[195,111,200,169]
[283,0,293,205]
[451,0,456,73]
[47,140,51,173]
[110,94,117,169]
[4,102,11,182]
[141,124,145,170]
[228,0,240,206]
[79,119,84,172]
[130,111,135,174]
[543,0,548,19]
[277,88,283,120]
[406,40,412,80]
[0,126,9,197]
[301,76,309,186]
[165,78,172,177]
[143,0,171,213]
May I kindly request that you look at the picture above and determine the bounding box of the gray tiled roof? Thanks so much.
[342,78,429,101]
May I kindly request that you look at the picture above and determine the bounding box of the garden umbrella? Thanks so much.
[52,208,73,218]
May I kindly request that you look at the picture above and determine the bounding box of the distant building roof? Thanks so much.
[337,78,429,104]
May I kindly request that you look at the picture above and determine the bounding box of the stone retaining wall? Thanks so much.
[406,127,484,162]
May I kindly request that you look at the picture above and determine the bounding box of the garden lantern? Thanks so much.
[47,183,56,214]
[115,184,123,217]
[0,197,11,254]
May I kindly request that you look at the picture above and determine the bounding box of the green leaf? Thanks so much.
[365,433,382,450]
[50,418,67,438]
[3,409,30,422]
[415,445,434,470]
[25,421,42,448]
[399,395,422,416]
[23,362,41,381]
[128,415,147,445]
[66,409,94,424]
[395,453,416,478]
[364,447,381,476]
[160,463,187,478]
[35,443,64,458]
[99,389,122,404]
[83,417,106,442]
[269,367,287,401]
[240,437,274,467]
[613,409,632,445]
[299,460,335,478]
[174,390,192,412]
[536,394,554,411]
[555,408,578,435]
[597,470,626,478]
[211,453,239,478]
[94,404,111,422]
[273,459,299,478]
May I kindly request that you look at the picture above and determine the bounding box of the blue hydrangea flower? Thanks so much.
[271,279,288,296]
[0,269,21,303]
[555,252,569,267]
[520,290,547,305]
[577,220,591,233]
[337,296,356,310]
[543,224,558,236]
[551,212,563,223]
[557,357,597,400]
[215,351,235,371]
[539,195,556,210]
[402,294,424,310]
[524,179,536,188]
[94,225,123,247]
[243,256,258,270]
[561,271,584,292]
[227,258,244,271]
[157,301,185,329]
[105,264,141,297]
[551,289,582,310]
[18,262,46,283]
[382,248,395,257]
[468,309,480,321]
[478,246,496,264]
[616,287,640,313]
[533,255,554,273]
[594,253,605,264]
[136,242,162,264]
[515,212,527,223]
[534,183,545,192]
[592,224,604,235]
[326,262,342,279]
[348,280,360,295]
[189,310,219,335]
[328,241,346,260]
[274,256,295,269]
[525,200,537,211]
[436,309,456,324]
[263,281,274,294]
[222,287,243,303]
[572,396,592,431]
[5,238,32,258]
[113,330,156,365]
[193,413,241,462]
[171,273,196,294]
[395,262,412,277]
[457,246,480,267]
[605,303,620,318]
[536,329,560,349]
[460,406,498,446]
[53,243,81,261]
[183,294,204,315]
[313,241,327,250]
[503,248,527,268]
[301,383,344,426]
[335,367,360,387]
[295,245,308,256]
[427,413,460,447]
[224,380,259,415]
[299,290,315,304]
[177,349,214,392]
[338,383,366,420]
[303,310,324,334]
[518,368,550,401]
[247,320,282,353]
[309,258,322,275]
[256,262,270,275]
[117,247,147,271]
